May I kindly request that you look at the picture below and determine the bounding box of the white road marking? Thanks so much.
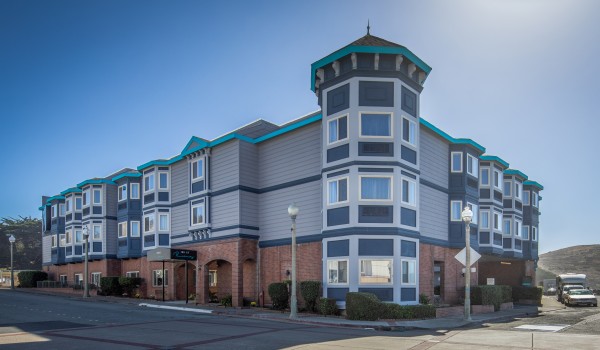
[138,303,213,314]
[514,324,569,332]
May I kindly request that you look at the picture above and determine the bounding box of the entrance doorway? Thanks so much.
[175,262,196,300]
[434,261,444,302]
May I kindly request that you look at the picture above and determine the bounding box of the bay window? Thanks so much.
[328,115,348,144]
[360,176,392,200]
[450,200,462,221]
[359,259,392,284]
[451,152,462,173]
[327,177,348,205]
[191,203,205,225]
[327,260,348,284]
[401,179,416,205]
[360,113,392,137]
[402,117,416,145]
[402,260,416,285]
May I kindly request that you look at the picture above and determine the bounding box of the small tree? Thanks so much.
[268,282,289,310]
[300,281,321,312]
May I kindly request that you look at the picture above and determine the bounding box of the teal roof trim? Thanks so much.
[77,179,117,188]
[524,180,544,190]
[419,118,486,153]
[137,155,184,171]
[38,206,44,211]
[46,195,65,203]
[480,155,510,168]
[254,113,322,143]
[504,169,528,180]
[60,187,82,195]
[310,45,432,92]
[111,172,142,182]
[181,136,210,155]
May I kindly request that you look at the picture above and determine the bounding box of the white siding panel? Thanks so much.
[419,184,448,241]
[43,235,51,263]
[419,127,449,188]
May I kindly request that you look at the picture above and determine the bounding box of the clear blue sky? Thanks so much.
[1,0,598,254]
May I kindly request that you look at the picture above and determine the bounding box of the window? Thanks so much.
[65,231,72,244]
[359,259,392,284]
[144,214,155,232]
[91,272,101,287]
[327,260,348,284]
[515,220,521,237]
[328,115,348,144]
[523,226,530,240]
[327,177,348,205]
[402,117,416,145]
[74,274,83,285]
[51,205,57,218]
[209,270,217,287]
[360,176,392,200]
[503,181,511,196]
[126,271,140,278]
[523,191,530,205]
[131,183,140,199]
[118,185,127,201]
[83,189,90,206]
[450,201,462,221]
[515,183,521,200]
[360,113,392,137]
[494,171,502,190]
[467,202,478,224]
[159,213,169,231]
[481,210,490,229]
[92,225,101,240]
[75,197,82,210]
[481,168,489,186]
[493,212,501,230]
[152,269,168,287]
[401,179,416,205]
[65,199,72,213]
[532,227,538,241]
[118,222,127,238]
[131,221,140,237]
[503,219,511,235]
[59,275,67,286]
[467,154,478,178]
[59,234,66,246]
[532,192,539,207]
[144,173,155,192]
[75,229,82,243]
[402,260,416,285]
[192,159,204,181]
[451,152,462,173]
[59,203,65,216]
[51,235,57,248]
[91,189,101,205]
[159,172,169,190]
[191,203,205,225]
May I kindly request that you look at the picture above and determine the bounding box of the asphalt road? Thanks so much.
[2,290,600,350]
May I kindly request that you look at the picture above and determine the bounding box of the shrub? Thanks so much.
[471,285,513,311]
[512,286,543,304]
[268,282,289,310]
[118,277,142,296]
[317,297,339,316]
[18,271,48,288]
[381,303,436,320]
[221,294,232,307]
[346,292,383,321]
[419,293,430,305]
[100,276,122,296]
[300,281,321,312]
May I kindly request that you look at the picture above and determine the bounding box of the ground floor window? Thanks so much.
[327,260,348,284]
[359,259,392,284]
[126,271,140,278]
[402,260,416,285]
[152,269,168,287]
[91,272,101,287]
[209,270,217,287]
[74,273,83,285]
[59,275,67,286]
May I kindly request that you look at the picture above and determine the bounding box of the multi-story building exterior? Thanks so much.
[40,31,543,307]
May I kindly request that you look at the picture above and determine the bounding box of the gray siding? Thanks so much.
[43,235,51,263]
[105,218,118,254]
[106,185,118,217]
[211,191,240,231]
[239,142,259,188]
[211,140,240,191]
[419,184,448,241]
[171,159,188,203]
[258,122,321,188]
[419,127,449,188]
[240,191,259,228]
[171,203,188,236]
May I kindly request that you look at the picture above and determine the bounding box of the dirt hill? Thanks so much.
[537,245,600,289]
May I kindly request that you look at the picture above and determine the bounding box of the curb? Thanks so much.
[139,303,213,314]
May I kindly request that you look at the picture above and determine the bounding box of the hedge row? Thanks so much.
[300,281,321,312]
[512,286,543,303]
[99,276,142,296]
[471,285,512,311]
[268,282,289,310]
[345,292,435,321]
[18,271,48,288]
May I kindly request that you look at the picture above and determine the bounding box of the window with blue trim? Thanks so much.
[360,113,392,137]
[328,115,348,144]
[360,176,392,200]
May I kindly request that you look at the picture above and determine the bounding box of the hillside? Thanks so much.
[537,245,600,289]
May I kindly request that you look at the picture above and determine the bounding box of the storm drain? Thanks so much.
[514,324,569,332]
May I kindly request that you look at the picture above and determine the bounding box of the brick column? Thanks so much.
[197,263,209,304]
[232,258,244,307]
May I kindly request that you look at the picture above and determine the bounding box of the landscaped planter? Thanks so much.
[500,302,514,310]
[471,304,494,314]
[435,306,463,318]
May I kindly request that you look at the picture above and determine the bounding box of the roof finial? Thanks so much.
[367,20,370,35]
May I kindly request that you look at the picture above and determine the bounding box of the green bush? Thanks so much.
[100,276,122,296]
[512,286,543,304]
[268,282,289,310]
[300,281,321,312]
[381,303,436,320]
[118,277,142,296]
[500,285,513,303]
[18,271,48,288]
[419,293,430,305]
[221,294,232,307]
[317,297,339,316]
[471,285,513,311]
[345,292,383,321]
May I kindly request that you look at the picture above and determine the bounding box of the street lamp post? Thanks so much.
[82,225,90,298]
[461,206,473,321]
[8,235,15,289]
[287,203,299,319]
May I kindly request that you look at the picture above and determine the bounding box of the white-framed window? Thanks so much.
[92,225,101,240]
[131,221,140,237]
[152,269,168,287]
[65,199,72,213]
[126,271,140,278]
[144,173,155,192]
[51,205,57,218]
[467,154,478,178]
[209,270,217,287]
[480,210,490,229]
[131,183,140,199]
[328,115,348,144]
[402,117,416,145]
[493,212,501,230]
[401,178,416,206]
[159,213,169,231]
[75,229,83,243]
[480,168,489,186]
[191,159,204,182]
[523,191,530,205]
[59,234,66,246]
[65,230,72,244]
[74,274,83,285]
[532,192,539,207]
[144,214,155,233]
[75,197,82,210]
[467,202,478,224]
[118,185,127,201]
[515,220,521,237]
[532,226,538,241]
[327,259,348,284]
[515,182,522,200]
[359,259,392,284]
[83,189,90,206]
[360,112,392,137]
[93,189,102,205]
[51,235,57,248]
[118,222,128,238]
[327,177,348,205]
[523,226,530,240]
[401,260,416,285]
[451,152,462,173]
[503,181,511,196]
[59,275,67,286]
[360,176,392,200]
[494,171,502,190]
[159,172,169,190]
[191,203,205,226]
[91,272,101,287]
[503,219,511,235]
[450,200,462,221]
[59,203,65,216]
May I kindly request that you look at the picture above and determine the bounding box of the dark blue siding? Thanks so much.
[327,207,350,226]
[359,288,393,301]
[327,239,349,257]
[358,239,394,256]
[327,83,350,115]
[359,81,394,107]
